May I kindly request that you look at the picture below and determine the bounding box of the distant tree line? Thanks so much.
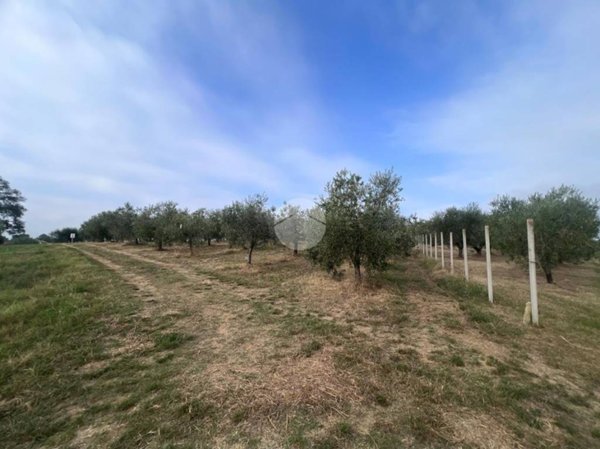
[4,172,598,284]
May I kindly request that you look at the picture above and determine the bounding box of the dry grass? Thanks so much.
[2,242,599,448]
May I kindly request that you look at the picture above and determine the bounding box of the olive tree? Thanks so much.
[179,209,207,255]
[80,212,112,241]
[429,203,486,256]
[134,202,180,250]
[205,210,224,245]
[0,176,26,243]
[110,203,137,242]
[310,169,403,281]
[80,203,138,242]
[222,195,274,264]
[491,185,600,283]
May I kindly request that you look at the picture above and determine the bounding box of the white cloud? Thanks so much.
[394,0,600,201]
[0,0,368,236]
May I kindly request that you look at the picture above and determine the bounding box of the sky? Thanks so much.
[1,0,599,236]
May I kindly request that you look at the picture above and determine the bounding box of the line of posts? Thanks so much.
[418,219,539,325]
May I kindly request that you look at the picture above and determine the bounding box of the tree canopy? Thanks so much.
[429,203,487,255]
[491,185,600,283]
[134,202,181,250]
[50,227,79,243]
[309,169,405,281]
[0,176,26,243]
[222,194,274,264]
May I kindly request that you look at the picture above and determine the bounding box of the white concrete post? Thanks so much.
[440,232,445,269]
[430,233,433,258]
[527,219,539,325]
[484,225,493,303]
[462,228,469,281]
[434,233,438,260]
[422,235,425,256]
[449,232,454,274]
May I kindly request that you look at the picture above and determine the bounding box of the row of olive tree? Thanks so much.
[80,202,226,253]
[79,196,277,264]
[74,169,414,277]
[423,186,599,283]
[426,203,487,256]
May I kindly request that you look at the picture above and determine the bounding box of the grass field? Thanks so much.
[1,243,599,449]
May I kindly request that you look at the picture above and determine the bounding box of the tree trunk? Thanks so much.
[353,256,362,282]
[475,247,483,256]
[207,238,211,246]
[458,247,463,258]
[189,239,194,256]
[293,241,298,256]
[544,269,554,284]
[157,239,163,251]
[248,243,254,264]
[354,264,361,280]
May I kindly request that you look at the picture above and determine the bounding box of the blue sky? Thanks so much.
[1,0,599,236]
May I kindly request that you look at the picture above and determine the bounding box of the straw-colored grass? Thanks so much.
[1,242,599,448]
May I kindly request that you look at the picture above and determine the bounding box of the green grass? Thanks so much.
[0,245,208,448]
[2,244,600,449]
[435,276,523,338]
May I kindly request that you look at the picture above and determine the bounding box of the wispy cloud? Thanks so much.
[393,0,600,204]
[0,0,368,235]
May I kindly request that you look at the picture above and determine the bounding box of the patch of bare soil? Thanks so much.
[71,422,123,449]
[73,246,160,299]
[445,410,521,449]
[202,346,362,420]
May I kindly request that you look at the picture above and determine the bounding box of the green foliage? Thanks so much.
[491,185,600,283]
[206,209,224,244]
[134,202,181,250]
[178,209,206,254]
[222,194,274,264]
[309,169,405,280]
[8,234,37,245]
[80,203,137,242]
[49,227,79,243]
[429,203,487,255]
[36,233,53,243]
[0,176,26,242]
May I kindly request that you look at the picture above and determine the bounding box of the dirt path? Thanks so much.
[72,245,162,299]
[69,243,598,448]
[74,244,365,431]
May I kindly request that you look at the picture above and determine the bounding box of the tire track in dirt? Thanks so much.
[70,245,161,300]
[85,243,265,298]
[75,244,244,340]
[77,244,366,424]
